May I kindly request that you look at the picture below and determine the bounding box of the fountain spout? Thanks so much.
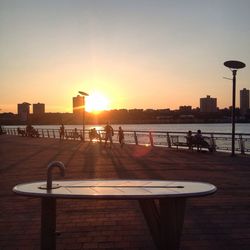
[46,161,65,189]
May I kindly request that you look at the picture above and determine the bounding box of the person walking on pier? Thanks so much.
[59,124,65,140]
[118,126,125,148]
[104,122,114,148]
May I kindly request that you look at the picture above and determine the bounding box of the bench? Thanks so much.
[17,128,26,136]
[89,130,106,142]
[27,129,40,138]
[65,131,83,140]
[18,128,39,137]
[171,135,215,152]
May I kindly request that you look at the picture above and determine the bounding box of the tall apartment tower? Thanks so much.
[33,103,45,115]
[240,88,249,115]
[17,102,31,121]
[200,95,217,112]
[73,95,84,117]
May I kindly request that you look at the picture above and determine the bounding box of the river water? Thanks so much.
[5,123,250,134]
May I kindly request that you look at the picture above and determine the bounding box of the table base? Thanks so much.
[40,197,186,250]
[139,198,186,250]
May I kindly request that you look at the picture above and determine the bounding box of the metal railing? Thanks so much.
[3,127,250,154]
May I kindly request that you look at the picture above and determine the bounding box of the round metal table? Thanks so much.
[13,180,217,250]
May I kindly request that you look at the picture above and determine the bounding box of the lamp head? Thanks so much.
[224,60,246,70]
[78,91,89,96]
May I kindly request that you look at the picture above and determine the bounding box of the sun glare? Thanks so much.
[85,93,109,113]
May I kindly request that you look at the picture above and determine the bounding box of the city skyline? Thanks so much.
[15,88,249,116]
[1,0,250,113]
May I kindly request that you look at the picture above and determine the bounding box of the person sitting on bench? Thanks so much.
[195,130,210,151]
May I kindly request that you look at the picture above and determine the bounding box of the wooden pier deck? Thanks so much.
[0,135,250,250]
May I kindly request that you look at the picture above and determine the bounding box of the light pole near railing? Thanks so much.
[78,91,89,142]
[224,60,246,156]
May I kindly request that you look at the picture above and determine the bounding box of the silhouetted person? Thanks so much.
[187,130,193,149]
[74,128,79,139]
[89,128,99,142]
[195,129,210,151]
[104,122,114,148]
[195,130,202,151]
[59,124,65,140]
[118,126,125,148]
[17,127,25,136]
[26,124,32,137]
[0,125,5,135]
[26,124,39,137]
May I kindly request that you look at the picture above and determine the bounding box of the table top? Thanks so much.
[13,180,217,199]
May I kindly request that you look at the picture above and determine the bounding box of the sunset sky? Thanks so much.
[0,0,250,113]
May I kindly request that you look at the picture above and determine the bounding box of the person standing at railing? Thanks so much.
[118,126,125,148]
[187,130,194,150]
[59,124,65,140]
[104,122,114,148]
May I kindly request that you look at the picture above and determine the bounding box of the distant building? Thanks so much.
[17,102,31,121]
[73,95,84,117]
[240,88,249,115]
[179,106,192,112]
[33,103,45,115]
[200,95,217,112]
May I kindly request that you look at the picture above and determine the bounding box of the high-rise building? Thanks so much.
[33,103,45,115]
[73,95,84,117]
[200,95,217,112]
[240,88,249,115]
[17,102,31,121]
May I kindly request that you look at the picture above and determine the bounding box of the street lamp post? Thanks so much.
[224,60,246,156]
[78,91,89,142]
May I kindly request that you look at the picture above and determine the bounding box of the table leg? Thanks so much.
[41,198,56,250]
[139,198,186,250]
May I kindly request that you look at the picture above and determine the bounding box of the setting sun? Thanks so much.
[85,92,109,113]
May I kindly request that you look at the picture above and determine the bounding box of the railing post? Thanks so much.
[47,130,49,138]
[166,132,171,148]
[53,130,55,139]
[239,134,245,154]
[42,129,45,138]
[149,132,154,147]
[210,133,216,152]
[134,131,138,145]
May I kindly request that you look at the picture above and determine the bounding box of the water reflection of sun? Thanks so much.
[85,92,109,113]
